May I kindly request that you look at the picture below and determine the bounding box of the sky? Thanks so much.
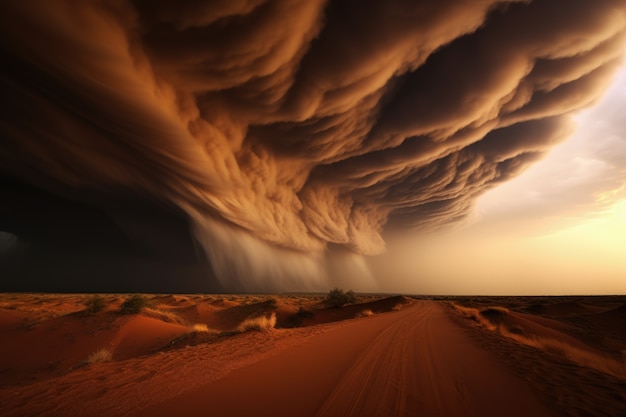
[1,0,625,294]
[374,66,626,295]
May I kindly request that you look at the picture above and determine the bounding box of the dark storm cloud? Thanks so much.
[1,0,625,286]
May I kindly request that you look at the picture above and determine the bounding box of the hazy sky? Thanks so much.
[474,65,626,294]
[379,67,626,295]
[1,1,625,293]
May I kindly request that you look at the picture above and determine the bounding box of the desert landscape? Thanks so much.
[3,2,626,417]
[0,292,624,417]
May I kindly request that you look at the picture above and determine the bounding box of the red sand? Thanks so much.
[1,294,625,417]
[110,315,189,359]
[138,302,556,417]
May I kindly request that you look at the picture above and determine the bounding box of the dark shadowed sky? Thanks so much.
[1,0,625,293]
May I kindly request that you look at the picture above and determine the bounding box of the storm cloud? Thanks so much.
[1,0,625,290]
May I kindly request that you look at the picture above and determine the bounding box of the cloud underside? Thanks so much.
[1,0,626,257]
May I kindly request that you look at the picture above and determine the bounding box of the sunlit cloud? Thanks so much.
[475,63,626,235]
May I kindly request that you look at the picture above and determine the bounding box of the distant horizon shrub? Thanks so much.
[119,294,151,315]
[325,288,358,308]
[84,295,106,313]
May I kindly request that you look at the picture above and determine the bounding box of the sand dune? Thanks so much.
[111,316,190,360]
[0,294,625,416]
[451,298,626,417]
[543,300,604,317]
[587,303,626,334]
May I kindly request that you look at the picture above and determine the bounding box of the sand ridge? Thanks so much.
[449,297,626,417]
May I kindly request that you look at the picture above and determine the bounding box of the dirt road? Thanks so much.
[139,301,561,417]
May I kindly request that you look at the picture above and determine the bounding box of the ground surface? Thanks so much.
[0,294,624,416]
[139,301,557,417]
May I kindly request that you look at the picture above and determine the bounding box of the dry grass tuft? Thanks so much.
[501,328,626,379]
[237,313,277,332]
[191,323,209,332]
[454,303,626,379]
[85,348,112,364]
[358,309,374,318]
[189,323,219,334]
[143,307,188,326]
[452,303,480,320]
[452,303,499,330]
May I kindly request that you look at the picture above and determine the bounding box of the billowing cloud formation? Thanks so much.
[1,1,625,289]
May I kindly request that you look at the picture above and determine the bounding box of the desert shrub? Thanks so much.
[237,313,277,332]
[86,348,112,364]
[84,295,106,313]
[325,288,358,308]
[119,294,151,315]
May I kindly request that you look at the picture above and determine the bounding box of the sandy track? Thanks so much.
[140,301,560,417]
